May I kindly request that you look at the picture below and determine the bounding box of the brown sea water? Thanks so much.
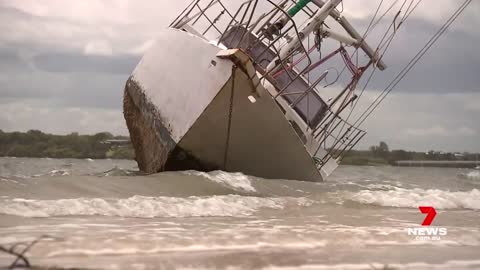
[0,157,479,269]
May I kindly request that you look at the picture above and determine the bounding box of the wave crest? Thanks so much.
[184,171,257,193]
[47,169,70,177]
[465,170,480,179]
[0,195,311,218]
[347,188,480,210]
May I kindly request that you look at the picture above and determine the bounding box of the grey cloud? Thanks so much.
[32,52,139,74]
[356,91,480,152]
[0,0,478,152]
[0,100,128,135]
[345,16,480,94]
[0,46,136,109]
[377,23,477,93]
[0,71,127,110]
[299,13,480,95]
[0,49,31,72]
[0,6,34,20]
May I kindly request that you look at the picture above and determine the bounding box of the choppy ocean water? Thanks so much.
[0,157,479,269]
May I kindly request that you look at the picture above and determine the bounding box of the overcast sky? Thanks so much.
[0,0,478,152]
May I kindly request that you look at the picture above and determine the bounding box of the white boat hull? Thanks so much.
[124,28,324,181]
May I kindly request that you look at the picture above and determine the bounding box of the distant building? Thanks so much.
[396,160,479,168]
[100,139,131,146]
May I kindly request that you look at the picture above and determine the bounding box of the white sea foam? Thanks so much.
[46,241,327,257]
[0,195,310,218]
[348,188,480,210]
[364,183,399,190]
[262,260,480,270]
[0,178,21,185]
[48,169,70,176]
[465,170,480,179]
[185,170,257,192]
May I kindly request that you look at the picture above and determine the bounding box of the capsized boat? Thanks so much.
[123,0,386,181]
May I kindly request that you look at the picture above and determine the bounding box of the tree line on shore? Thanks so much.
[1,130,477,165]
[342,141,479,166]
[0,130,134,159]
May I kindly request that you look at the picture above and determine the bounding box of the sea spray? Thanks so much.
[0,195,313,218]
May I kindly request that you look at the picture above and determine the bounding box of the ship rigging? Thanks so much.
[123,0,472,181]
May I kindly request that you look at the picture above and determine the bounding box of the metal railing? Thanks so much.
[215,0,330,129]
[313,109,366,166]
[170,0,235,34]
[170,0,368,171]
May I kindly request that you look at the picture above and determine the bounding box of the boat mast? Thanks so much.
[312,0,387,70]
[265,0,386,72]
[266,0,343,72]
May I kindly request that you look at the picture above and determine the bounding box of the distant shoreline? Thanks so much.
[1,130,478,168]
[395,160,480,168]
[0,156,134,161]
[1,156,478,169]
[0,130,135,160]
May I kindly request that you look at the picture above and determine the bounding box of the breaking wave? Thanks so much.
[347,188,480,210]
[261,260,480,270]
[47,169,71,177]
[464,170,480,179]
[95,166,137,177]
[46,241,328,258]
[185,170,257,193]
[0,195,312,218]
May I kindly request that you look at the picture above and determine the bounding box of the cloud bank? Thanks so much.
[0,0,478,152]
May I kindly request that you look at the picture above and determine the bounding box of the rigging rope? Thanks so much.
[330,0,385,92]
[365,0,401,37]
[271,45,317,78]
[327,0,386,138]
[335,0,426,139]
[354,0,473,128]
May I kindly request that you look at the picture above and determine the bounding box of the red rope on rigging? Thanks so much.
[271,45,316,79]
[271,46,344,79]
[302,46,344,75]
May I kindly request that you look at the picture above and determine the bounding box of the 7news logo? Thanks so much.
[407,206,447,241]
